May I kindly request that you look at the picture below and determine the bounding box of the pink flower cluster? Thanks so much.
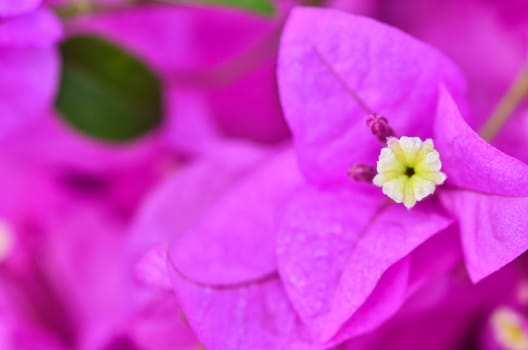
[1,0,528,349]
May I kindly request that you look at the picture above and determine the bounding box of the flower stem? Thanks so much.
[479,67,528,142]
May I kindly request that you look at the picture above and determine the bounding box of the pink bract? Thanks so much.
[0,7,61,140]
[136,5,528,350]
[279,7,528,283]
[0,0,41,17]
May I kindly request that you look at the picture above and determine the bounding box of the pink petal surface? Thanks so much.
[0,0,41,17]
[134,145,317,349]
[41,205,131,350]
[2,113,162,174]
[0,165,114,348]
[0,158,198,349]
[330,229,461,345]
[134,243,172,291]
[0,47,59,140]
[0,153,63,226]
[278,7,465,185]
[171,273,319,350]
[435,86,528,196]
[131,142,271,245]
[125,295,198,350]
[0,120,196,349]
[435,88,528,281]
[277,186,453,340]
[169,149,303,286]
[0,111,168,221]
[492,108,528,165]
[344,264,519,350]
[8,324,67,350]
[204,56,290,144]
[440,188,528,282]
[163,89,221,155]
[0,171,71,350]
[130,142,270,287]
[0,8,62,47]
[329,259,412,344]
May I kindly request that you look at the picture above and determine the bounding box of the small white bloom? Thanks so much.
[373,136,446,209]
[491,307,528,350]
[0,220,13,262]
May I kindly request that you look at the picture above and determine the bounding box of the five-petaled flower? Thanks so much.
[373,136,447,208]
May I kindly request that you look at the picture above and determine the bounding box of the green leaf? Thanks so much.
[55,35,163,142]
[190,0,275,16]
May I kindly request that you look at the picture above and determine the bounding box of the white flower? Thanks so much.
[491,307,528,350]
[373,136,446,209]
[0,220,13,261]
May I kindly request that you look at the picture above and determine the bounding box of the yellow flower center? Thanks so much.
[491,307,528,350]
[373,136,446,208]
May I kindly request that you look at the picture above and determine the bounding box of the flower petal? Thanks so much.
[130,142,271,282]
[435,87,528,281]
[134,243,172,291]
[440,188,528,282]
[0,9,62,48]
[126,295,199,350]
[2,112,161,174]
[169,149,303,286]
[276,186,453,340]
[135,144,312,349]
[171,273,320,350]
[0,46,59,139]
[0,0,40,17]
[164,89,221,155]
[330,229,461,345]
[278,7,465,184]
[343,261,519,350]
[434,85,528,196]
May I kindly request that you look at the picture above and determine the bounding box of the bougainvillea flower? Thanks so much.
[139,143,460,349]
[133,5,528,349]
[136,151,459,348]
[276,5,528,339]
[0,6,61,140]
